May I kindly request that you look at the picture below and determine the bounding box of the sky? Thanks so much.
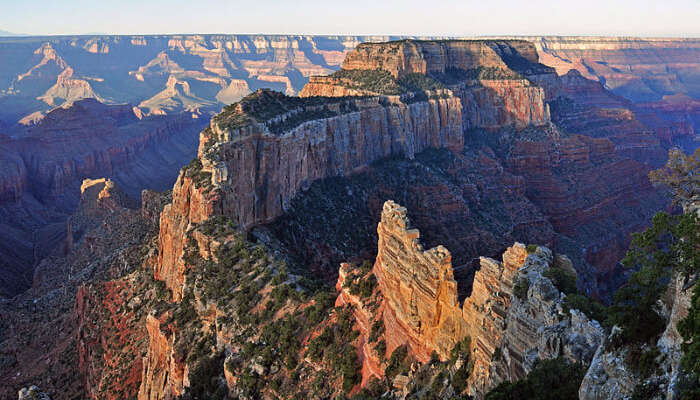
[1,0,698,37]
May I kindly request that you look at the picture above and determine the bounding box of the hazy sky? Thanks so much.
[1,0,698,37]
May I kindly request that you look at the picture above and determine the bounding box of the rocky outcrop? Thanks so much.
[18,386,51,400]
[474,247,604,396]
[579,274,697,400]
[302,40,553,130]
[206,94,463,228]
[372,200,469,361]
[368,201,603,397]
[138,313,186,400]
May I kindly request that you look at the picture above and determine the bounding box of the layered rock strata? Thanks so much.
[156,88,467,298]
[368,201,604,397]
[372,200,469,361]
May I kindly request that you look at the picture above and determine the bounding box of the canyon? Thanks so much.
[0,99,205,296]
[0,34,698,400]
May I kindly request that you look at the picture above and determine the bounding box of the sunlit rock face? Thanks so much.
[354,200,604,397]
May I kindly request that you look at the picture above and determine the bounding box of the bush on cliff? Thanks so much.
[513,277,529,300]
[385,345,410,380]
[606,211,699,347]
[485,358,586,400]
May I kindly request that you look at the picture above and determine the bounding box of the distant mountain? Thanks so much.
[0,29,26,36]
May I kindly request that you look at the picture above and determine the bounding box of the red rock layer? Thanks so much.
[138,313,186,400]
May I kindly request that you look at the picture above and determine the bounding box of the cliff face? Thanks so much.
[506,134,667,290]
[528,37,700,102]
[301,40,553,131]
[341,40,540,79]
[154,90,466,298]
[207,95,464,228]
[579,274,696,400]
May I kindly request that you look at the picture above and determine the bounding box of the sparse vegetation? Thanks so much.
[513,277,530,300]
[485,358,586,400]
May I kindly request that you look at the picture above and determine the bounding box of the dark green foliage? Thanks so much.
[154,279,169,300]
[679,283,700,381]
[350,378,388,400]
[182,158,212,188]
[627,346,661,378]
[450,336,471,364]
[344,271,378,299]
[449,336,473,393]
[369,318,384,343]
[259,313,302,370]
[306,307,361,390]
[303,290,335,325]
[562,294,607,325]
[172,289,198,326]
[397,73,446,92]
[198,215,237,237]
[214,88,363,134]
[485,358,586,400]
[328,69,402,95]
[544,263,577,295]
[630,382,661,400]
[183,351,226,400]
[452,363,471,394]
[513,277,530,300]
[266,103,358,134]
[385,345,410,380]
[676,372,700,400]
[607,212,699,347]
[374,339,386,359]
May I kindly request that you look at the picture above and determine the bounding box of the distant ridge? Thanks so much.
[0,29,27,36]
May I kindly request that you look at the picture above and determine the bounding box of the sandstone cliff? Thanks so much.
[364,201,603,397]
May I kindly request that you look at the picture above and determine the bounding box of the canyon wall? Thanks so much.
[0,35,411,125]
[527,36,700,102]
[341,40,540,78]
[0,98,206,297]
[1,35,697,128]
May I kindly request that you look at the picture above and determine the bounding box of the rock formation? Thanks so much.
[373,200,469,361]
[365,200,603,397]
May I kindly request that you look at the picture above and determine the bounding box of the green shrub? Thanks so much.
[526,244,538,254]
[544,264,578,295]
[374,340,386,359]
[562,294,607,325]
[627,345,661,378]
[369,318,384,343]
[485,358,586,400]
[385,345,409,379]
[513,277,530,300]
[450,336,471,364]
